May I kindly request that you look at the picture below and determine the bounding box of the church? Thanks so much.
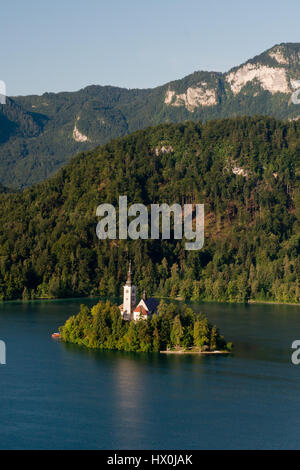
[119,262,159,321]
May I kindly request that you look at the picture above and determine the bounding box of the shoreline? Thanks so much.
[247,300,300,306]
[161,296,300,307]
[160,350,231,355]
[0,295,299,307]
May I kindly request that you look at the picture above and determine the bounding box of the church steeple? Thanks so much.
[126,261,132,286]
[121,261,136,320]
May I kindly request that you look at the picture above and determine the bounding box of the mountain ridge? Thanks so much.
[1,42,300,188]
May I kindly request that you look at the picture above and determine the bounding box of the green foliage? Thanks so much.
[59,300,231,352]
[193,316,210,349]
[1,42,300,188]
[170,315,184,346]
[0,117,298,303]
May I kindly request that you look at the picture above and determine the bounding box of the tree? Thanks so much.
[123,322,139,351]
[210,325,218,350]
[170,315,184,347]
[152,327,161,352]
[193,317,209,350]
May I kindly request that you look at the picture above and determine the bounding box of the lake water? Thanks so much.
[0,298,300,450]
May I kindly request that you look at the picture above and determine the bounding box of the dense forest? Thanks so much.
[60,300,232,353]
[0,116,299,304]
[1,43,300,188]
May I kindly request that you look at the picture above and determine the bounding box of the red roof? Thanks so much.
[133,305,148,316]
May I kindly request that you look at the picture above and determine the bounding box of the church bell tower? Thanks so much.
[122,261,136,320]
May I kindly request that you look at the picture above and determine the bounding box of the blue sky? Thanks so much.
[1,0,300,96]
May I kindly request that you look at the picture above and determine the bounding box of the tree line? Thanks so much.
[59,300,232,353]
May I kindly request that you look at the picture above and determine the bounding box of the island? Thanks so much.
[59,299,232,354]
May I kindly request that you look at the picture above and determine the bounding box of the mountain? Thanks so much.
[0,43,300,189]
[0,116,298,303]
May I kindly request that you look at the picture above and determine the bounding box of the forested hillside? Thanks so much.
[1,42,300,188]
[0,116,299,303]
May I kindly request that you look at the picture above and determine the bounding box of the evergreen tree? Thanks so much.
[170,315,184,347]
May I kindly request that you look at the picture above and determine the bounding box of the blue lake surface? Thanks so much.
[0,299,300,449]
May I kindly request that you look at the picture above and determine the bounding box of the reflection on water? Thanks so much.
[0,299,300,449]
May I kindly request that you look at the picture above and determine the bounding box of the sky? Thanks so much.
[1,0,300,96]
